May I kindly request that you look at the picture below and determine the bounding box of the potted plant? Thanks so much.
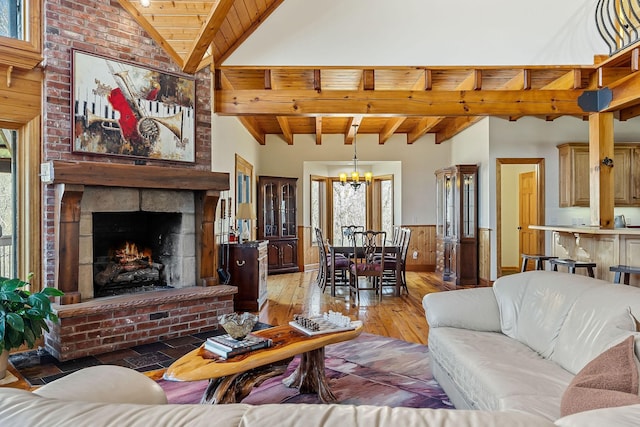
[0,275,64,379]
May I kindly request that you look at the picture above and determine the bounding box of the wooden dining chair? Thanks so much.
[314,228,350,293]
[380,227,411,295]
[349,230,386,302]
[341,225,364,247]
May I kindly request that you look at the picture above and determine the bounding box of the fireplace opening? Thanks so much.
[92,211,182,297]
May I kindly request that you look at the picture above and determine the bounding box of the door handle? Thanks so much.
[236,260,246,267]
[517,226,522,230]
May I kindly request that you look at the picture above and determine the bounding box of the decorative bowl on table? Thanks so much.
[218,312,258,340]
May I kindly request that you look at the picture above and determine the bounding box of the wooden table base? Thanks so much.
[200,347,336,404]
[282,347,336,403]
[201,359,292,404]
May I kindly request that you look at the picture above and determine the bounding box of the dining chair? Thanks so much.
[314,228,350,293]
[380,227,411,295]
[349,230,386,302]
[341,225,364,247]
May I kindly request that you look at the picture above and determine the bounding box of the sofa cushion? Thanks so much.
[423,287,501,332]
[493,271,604,359]
[555,403,640,427]
[560,335,640,417]
[551,284,640,375]
[428,327,573,420]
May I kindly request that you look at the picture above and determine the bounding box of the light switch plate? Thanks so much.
[40,162,54,183]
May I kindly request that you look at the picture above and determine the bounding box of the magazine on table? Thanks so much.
[204,333,272,359]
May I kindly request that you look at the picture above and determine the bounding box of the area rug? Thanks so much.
[157,333,453,409]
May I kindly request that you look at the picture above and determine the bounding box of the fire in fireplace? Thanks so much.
[92,211,183,297]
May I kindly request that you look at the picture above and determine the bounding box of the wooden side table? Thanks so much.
[221,240,268,311]
[164,323,363,404]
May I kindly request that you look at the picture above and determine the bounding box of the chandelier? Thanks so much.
[339,125,372,190]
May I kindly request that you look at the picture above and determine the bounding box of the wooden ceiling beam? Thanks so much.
[604,70,640,111]
[315,116,323,145]
[619,104,640,120]
[407,117,445,144]
[216,0,285,64]
[541,69,583,90]
[183,0,236,73]
[215,89,585,116]
[345,116,364,144]
[456,69,482,91]
[238,116,266,145]
[379,117,406,144]
[435,117,483,144]
[276,116,293,144]
[116,0,184,67]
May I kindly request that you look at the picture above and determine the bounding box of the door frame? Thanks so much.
[496,158,545,277]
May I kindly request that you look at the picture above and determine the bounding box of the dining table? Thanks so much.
[328,245,402,297]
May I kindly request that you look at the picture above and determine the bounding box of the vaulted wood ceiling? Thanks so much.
[118,0,640,145]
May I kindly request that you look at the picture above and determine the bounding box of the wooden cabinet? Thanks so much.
[221,241,268,311]
[558,143,640,207]
[435,164,478,287]
[257,176,299,274]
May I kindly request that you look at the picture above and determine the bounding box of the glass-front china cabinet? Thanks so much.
[257,176,299,274]
[435,164,478,287]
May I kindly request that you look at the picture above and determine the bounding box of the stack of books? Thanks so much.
[204,333,272,359]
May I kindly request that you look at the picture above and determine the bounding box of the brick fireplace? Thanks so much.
[44,160,235,361]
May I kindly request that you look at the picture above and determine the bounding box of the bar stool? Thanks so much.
[609,265,640,285]
[520,254,558,272]
[550,258,596,278]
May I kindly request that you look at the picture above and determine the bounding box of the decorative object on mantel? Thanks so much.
[0,275,64,380]
[71,50,196,163]
[218,312,258,340]
[339,125,372,189]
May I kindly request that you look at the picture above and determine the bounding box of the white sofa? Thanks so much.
[2,271,640,427]
[423,270,640,424]
[0,364,552,427]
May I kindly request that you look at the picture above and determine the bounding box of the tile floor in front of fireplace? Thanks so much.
[10,323,272,387]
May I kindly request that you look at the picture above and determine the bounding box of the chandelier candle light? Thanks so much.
[340,125,372,190]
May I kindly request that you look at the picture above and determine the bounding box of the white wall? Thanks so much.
[226,0,605,66]
[256,133,450,226]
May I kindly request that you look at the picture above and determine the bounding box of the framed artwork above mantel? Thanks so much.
[71,50,196,163]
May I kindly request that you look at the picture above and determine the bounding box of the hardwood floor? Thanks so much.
[258,271,448,345]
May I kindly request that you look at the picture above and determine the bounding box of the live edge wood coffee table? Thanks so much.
[164,322,363,404]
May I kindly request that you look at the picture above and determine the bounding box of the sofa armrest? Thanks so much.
[423,287,501,332]
[33,365,168,404]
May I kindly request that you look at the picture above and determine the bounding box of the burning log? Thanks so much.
[94,241,165,291]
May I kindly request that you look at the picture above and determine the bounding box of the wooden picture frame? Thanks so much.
[71,50,196,163]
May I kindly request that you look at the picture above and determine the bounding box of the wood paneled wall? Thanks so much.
[405,225,436,272]
[479,227,492,286]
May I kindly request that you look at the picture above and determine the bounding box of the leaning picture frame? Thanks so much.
[71,50,196,163]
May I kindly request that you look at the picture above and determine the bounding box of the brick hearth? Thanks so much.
[46,286,237,361]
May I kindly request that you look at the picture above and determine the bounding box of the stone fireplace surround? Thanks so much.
[45,160,235,361]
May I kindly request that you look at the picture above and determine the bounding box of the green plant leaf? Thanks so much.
[39,287,64,297]
[6,313,24,332]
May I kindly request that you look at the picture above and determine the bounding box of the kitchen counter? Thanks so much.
[530,225,640,284]
[529,225,640,235]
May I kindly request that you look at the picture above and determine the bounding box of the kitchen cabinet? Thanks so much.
[558,143,639,207]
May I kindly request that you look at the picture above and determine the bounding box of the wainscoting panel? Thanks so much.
[479,228,492,285]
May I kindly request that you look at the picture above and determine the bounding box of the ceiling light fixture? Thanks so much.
[140,0,150,7]
[339,124,372,190]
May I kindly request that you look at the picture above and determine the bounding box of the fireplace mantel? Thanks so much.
[49,160,230,304]
[49,160,229,191]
